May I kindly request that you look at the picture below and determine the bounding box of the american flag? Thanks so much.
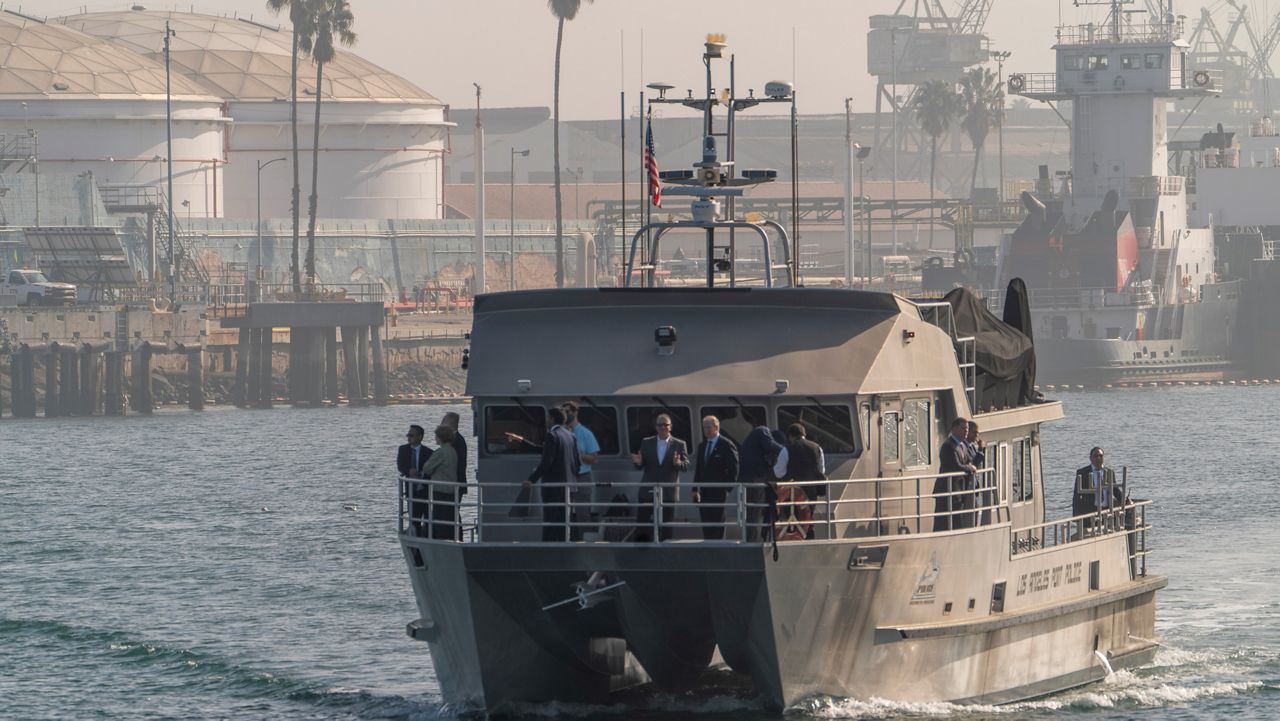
[645,115,661,207]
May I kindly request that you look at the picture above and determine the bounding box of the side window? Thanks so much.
[1063,54,1084,71]
[1022,439,1035,502]
[575,405,620,455]
[9,271,23,285]
[699,404,767,448]
[625,406,693,453]
[882,411,901,463]
[1121,54,1138,70]
[859,402,872,451]
[1011,438,1025,501]
[1144,53,1163,69]
[1088,54,1109,70]
[778,403,856,454]
[483,405,546,455]
[902,398,931,468]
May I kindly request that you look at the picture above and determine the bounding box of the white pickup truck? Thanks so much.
[3,269,76,306]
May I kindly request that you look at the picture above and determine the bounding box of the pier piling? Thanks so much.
[18,346,37,418]
[133,343,153,414]
[256,328,273,408]
[341,326,361,406]
[233,328,250,408]
[371,323,387,406]
[81,344,100,416]
[60,346,78,417]
[187,347,204,411]
[324,327,339,404]
[44,344,59,418]
[104,351,124,416]
[357,326,370,404]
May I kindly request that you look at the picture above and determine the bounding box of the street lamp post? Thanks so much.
[510,148,529,291]
[993,50,1011,201]
[844,98,855,287]
[257,157,287,288]
[856,145,872,285]
[890,26,899,256]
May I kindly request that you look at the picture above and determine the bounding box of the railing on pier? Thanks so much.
[397,468,1005,545]
[205,281,386,318]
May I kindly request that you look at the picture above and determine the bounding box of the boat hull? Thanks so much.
[401,527,1163,712]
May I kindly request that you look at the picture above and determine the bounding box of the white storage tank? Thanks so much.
[63,9,452,221]
[0,9,226,218]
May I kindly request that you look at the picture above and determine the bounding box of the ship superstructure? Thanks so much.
[1004,0,1239,384]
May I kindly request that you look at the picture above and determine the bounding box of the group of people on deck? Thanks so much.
[510,407,826,542]
[937,416,1126,533]
[396,412,467,539]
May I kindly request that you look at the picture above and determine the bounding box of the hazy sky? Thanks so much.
[53,1,1241,118]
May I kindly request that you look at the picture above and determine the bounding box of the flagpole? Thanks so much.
[641,91,648,284]
[620,90,626,286]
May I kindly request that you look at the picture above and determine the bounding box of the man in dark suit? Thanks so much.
[1074,446,1120,532]
[692,415,740,540]
[397,424,433,535]
[738,422,786,541]
[935,417,975,532]
[442,411,467,494]
[632,413,689,541]
[523,406,581,542]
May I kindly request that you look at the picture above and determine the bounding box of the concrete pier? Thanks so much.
[357,326,370,404]
[371,323,388,406]
[324,327,339,404]
[81,344,101,416]
[12,346,36,418]
[60,346,79,417]
[256,328,273,408]
[341,326,361,405]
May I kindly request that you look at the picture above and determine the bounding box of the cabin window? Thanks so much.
[1088,54,1109,70]
[902,399,931,468]
[882,411,901,463]
[575,404,620,455]
[779,402,857,455]
[483,404,546,455]
[1121,54,1139,70]
[1063,54,1084,71]
[625,405,693,453]
[1107,327,1122,339]
[1144,53,1163,69]
[700,404,768,447]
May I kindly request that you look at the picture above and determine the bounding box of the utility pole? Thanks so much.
[890,27,899,256]
[474,83,485,296]
[844,98,855,287]
[164,20,177,305]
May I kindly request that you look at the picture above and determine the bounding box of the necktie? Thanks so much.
[413,446,419,470]
[705,439,715,463]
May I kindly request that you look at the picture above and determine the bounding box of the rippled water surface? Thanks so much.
[3,388,1277,719]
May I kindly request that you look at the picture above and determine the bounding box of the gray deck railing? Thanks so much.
[915,301,978,412]
[397,468,1005,544]
[1010,501,1152,577]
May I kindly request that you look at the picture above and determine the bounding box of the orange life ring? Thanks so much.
[775,485,812,541]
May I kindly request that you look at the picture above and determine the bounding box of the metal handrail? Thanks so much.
[398,467,1004,544]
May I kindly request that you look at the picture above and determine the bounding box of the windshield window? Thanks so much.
[22,272,49,283]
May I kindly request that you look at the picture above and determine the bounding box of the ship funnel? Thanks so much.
[1101,188,1119,215]
[1020,191,1046,224]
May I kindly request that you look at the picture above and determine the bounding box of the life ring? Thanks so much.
[1193,70,1211,87]
[775,485,812,541]
[1113,75,1125,90]
[1008,74,1025,93]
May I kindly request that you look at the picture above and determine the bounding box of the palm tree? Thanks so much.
[913,80,960,248]
[266,0,315,293]
[958,66,1004,197]
[547,0,593,288]
[300,0,357,287]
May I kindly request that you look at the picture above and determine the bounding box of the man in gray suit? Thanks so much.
[632,413,689,541]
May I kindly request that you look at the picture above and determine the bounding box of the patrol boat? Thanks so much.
[1001,0,1238,385]
[398,35,1163,712]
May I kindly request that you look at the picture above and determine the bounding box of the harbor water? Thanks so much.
[3,390,1278,720]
